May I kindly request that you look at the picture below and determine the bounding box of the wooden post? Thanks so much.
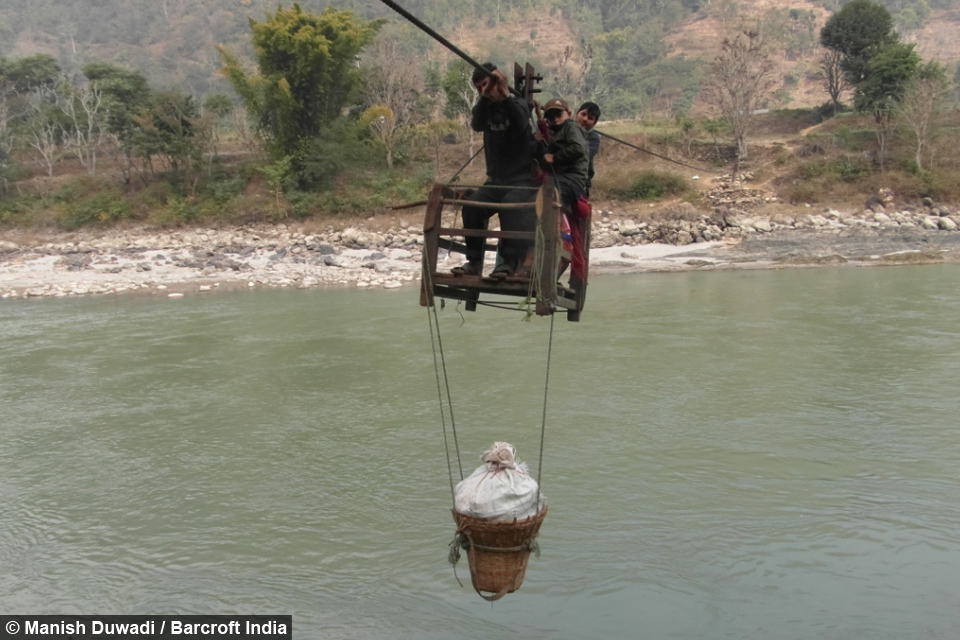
[420,183,444,308]
[536,183,559,317]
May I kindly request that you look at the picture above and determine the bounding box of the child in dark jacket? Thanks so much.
[540,98,589,213]
[538,98,591,281]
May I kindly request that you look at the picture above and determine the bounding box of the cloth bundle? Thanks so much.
[453,442,545,521]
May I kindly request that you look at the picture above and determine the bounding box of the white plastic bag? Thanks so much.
[453,442,545,521]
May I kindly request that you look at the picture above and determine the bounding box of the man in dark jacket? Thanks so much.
[454,63,537,279]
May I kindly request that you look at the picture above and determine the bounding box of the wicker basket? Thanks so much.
[451,507,547,601]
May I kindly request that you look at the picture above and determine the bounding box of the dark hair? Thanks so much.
[577,101,601,121]
[471,62,497,84]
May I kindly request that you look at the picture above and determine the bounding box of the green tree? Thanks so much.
[854,41,920,167]
[82,62,152,183]
[135,90,209,180]
[218,4,380,188]
[2,54,60,93]
[820,0,897,85]
[440,60,474,122]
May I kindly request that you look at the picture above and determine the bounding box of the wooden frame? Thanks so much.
[420,182,588,322]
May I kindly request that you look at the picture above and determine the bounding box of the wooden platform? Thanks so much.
[420,182,588,321]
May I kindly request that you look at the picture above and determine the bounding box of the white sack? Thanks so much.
[453,442,545,521]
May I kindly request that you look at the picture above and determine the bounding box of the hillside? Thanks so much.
[4,0,960,112]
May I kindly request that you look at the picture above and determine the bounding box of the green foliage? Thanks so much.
[313,163,434,215]
[83,62,152,156]
[0,54,60,92]
[202,93,234,118]
[820,0,896,84]
[634,55,705,116]
[59,192,130,230]
[295,119,375,191]
[853,41,920,118]
[218,4,380,188]
[136,90,208,178]
[798,156,871,182]
[607,170,688,200]
[594,25,666,93]
[440,59,474,121]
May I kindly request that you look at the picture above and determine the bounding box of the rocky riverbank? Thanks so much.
[2,196,960,300]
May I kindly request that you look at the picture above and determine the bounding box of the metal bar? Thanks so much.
[377,0,524,98]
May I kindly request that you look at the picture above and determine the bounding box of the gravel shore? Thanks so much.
[2,203,959,300]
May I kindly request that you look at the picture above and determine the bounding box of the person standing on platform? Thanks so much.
[452,63,537,280]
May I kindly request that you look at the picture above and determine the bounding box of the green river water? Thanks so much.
[2,265,959,639]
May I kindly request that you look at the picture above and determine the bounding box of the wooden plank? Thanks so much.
[420,184,444,308]
[438,228,536,241]
[439,199,537,210]
[537,182,560,317]
[438,238,498,255]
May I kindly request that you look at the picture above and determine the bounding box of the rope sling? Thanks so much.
[421,167,556,599]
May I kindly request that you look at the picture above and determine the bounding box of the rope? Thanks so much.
[520,216,546,321]
[448,146,484,184]
[595,129,721,174]
[535,312,555,510]
[448,532,541,559]
[423,251,464,507]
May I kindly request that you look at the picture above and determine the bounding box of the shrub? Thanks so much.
[60,193,130,230]
[608,170,689,200]
[798,156,870,182]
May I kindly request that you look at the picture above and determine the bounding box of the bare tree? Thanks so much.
[703,30,779,162]
[60,84,108,175]
[820,48,850,114]
[555,41,594,107]
[27,118,62,177]
[898,70,952,170]
[360,34,423,169]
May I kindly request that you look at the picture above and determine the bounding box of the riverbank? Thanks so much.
[2,200,960,299]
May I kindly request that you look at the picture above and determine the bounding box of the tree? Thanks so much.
[898,62,952,170]
[854,42,920,168]
[60,83,107,175]
[360,32,423,169]
[820,48,850,115]
[415,118,460,174]
[440,59,477,156]
[2,54,60,93]
[218,4,380,188]
[135,90,209,180]
[0,55,63,178]
[820,0,896,85]
[703,30,778,162]
[83,62,152,184]
[201,93,233,157]
[24,103,65,177]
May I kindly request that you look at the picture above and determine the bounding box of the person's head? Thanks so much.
[472,62,498,92]
[543,97,571,126]
[576,101,601,130]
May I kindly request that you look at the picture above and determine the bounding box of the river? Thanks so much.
[2,265,959,639]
